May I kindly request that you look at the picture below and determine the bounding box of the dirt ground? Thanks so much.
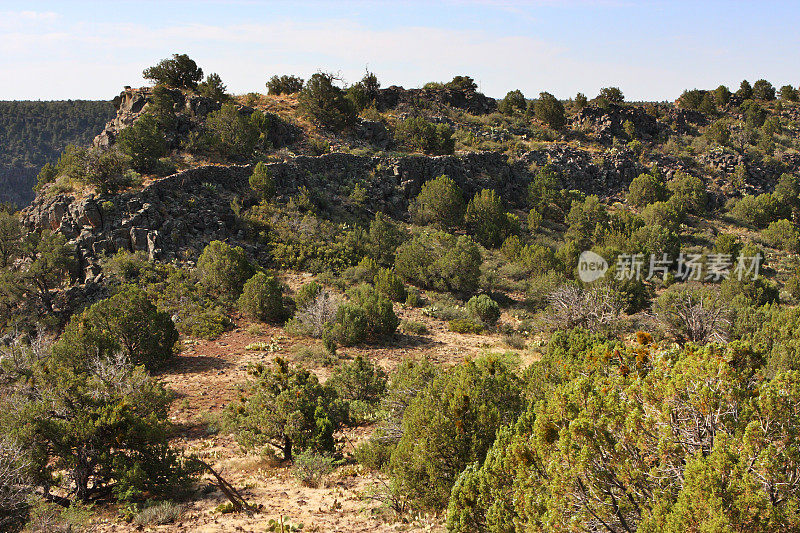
[90,289,532,532]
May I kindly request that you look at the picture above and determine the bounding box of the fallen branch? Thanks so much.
[186,457,259,514]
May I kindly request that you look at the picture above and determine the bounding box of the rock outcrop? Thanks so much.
[571,103,708,144]
[94,86,222,149]
[376,85,497,115]
[572,104,660,143]
[23,147,648,283]
[94,86,301,151]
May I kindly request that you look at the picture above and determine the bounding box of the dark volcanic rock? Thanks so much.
[375,85,497,115]
[571,104,660,143]
[23,147,645,283]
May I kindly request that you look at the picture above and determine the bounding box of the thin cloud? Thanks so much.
[0,2,797,101]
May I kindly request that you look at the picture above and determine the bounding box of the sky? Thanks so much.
[1,0,799,102]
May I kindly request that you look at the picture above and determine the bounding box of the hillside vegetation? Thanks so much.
[2,54,800,532]
[0,100,114,205]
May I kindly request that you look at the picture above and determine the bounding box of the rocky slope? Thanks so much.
[21,82,800,317]
[23,143,647,288]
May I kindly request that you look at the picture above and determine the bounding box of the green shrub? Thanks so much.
[2,354,190,503]
[565,195,609,247]
[197,72,229,102]
[464,189,512,248]
[298,72,356,132]
[517,243,560,276]
[527,164,567,222]
[449,318,484,334]
[249,161,276,201]
[785,270,800,299]
[204,103,259,160]
[714,233,743,257]
[753,79,776,100]
[143,53,203,89]
[328,354,387,424]
[307,138,330,155]
[333,284,399,346]
[729,193,783,228]
[466,294,500,325]
[627,171,668,208]
[369,212,405,266]
[117,113,168,173]
[375,268,407,302]
[180,305,231,339]
[500,235,523,260]
[329,354,387,404]
[447,344,800,532]
[641,200,685,231]
[532,91,565,129]
[526,271,566,310]
[720,273,778,308]
[197,240,255,299]
[761,219,800,252]
[291,450,335,488]
[101,249,150,282]
[497,90,526,115]
[445,75,478,91]
[266,74,304,95]
[779,85,799,102]
[394,117,455,155]
[294,280,322,311]
[332,304,369,346]
[666,171,706,214]
[223,358,345,460]
[20,498,94,532]
[395,230,482,294]
[773,173,800,211]
[354,437,393,471]
[342,256,378,285]
[742,99,767,128]
[389,356,523,509]
[628,223,680,259]
[706,120,731,145]
[597,86,624,104]
[54,285,178,371]
[409,175,465,230]
[677,89,707,110]
[292,342,337,367]
[58,145,132,194]
[405,288,422,307]
[238,272,286,323]
[400,319,428,335]
[502,333,527,349]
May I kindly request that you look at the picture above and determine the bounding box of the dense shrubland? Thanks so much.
[6,54,800,531]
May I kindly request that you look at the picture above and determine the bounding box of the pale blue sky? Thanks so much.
[1,0,798,101]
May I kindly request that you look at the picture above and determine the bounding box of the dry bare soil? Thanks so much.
[92,291,532,532]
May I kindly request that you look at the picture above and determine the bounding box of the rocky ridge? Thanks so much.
[23,146,648,285]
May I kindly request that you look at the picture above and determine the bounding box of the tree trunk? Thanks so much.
[282,436,292,462]
[73,450,91,502]
[38,290,53,312]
